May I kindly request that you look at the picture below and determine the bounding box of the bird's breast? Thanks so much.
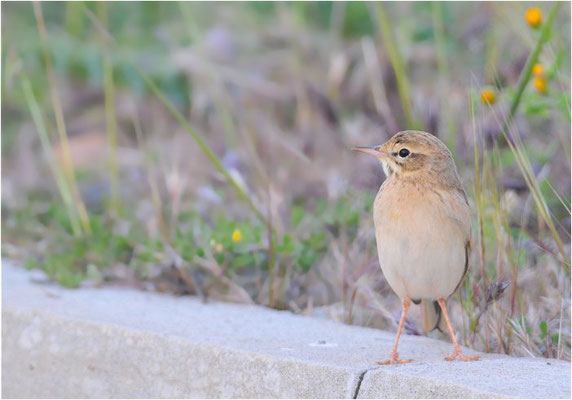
[372,181,470,300]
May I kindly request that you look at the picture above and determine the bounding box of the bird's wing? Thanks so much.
[443,187,472,294]
[443,187,472,238]
[453,240,471,293]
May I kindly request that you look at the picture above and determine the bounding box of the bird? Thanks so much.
[352,130,480,364]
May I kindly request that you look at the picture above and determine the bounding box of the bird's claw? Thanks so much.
[445,348,480,362]
[377,352,414,365]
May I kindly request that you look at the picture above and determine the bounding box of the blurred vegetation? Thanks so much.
[1,2,570,360]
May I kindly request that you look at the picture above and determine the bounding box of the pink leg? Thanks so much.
[377,299,414,365]
[437,298,480,362]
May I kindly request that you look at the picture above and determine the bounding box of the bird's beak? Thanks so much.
[351,146,390,159]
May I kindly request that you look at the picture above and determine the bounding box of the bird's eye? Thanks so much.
[398,148,410,158]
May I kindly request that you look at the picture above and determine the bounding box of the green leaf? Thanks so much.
[540,321,548,340]
[291,206,305,228]
[278,234,296,254]
[24,258,37,270]
[314,199,328,216]
[343,2,374,37]
[231,253,254,268]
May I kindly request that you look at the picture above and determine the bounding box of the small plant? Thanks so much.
[7,192,370,302]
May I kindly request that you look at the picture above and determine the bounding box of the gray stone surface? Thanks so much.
[2,261,570,398]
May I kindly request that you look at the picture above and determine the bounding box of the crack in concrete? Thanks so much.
[351,369,369,399]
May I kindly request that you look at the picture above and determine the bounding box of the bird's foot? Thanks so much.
[377,352,413,365]
[445,347,480,362]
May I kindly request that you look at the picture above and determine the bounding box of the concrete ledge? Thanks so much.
[2,262,570,398]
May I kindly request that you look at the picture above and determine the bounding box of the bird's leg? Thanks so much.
[437,298,480,362]
[377,298,413,365]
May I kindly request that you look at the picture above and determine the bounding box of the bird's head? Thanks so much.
[352,130,457,179]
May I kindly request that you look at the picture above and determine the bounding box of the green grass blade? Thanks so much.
[33,1,91,234]
[82,4,267,224]
[98,3,121,214]
[22,78,82,236]
[371,3,418,130]
[136,73,267,224]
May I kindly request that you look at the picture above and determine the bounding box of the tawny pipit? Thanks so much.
[353,130,479,364]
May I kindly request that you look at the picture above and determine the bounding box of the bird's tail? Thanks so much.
[421,299,447,333]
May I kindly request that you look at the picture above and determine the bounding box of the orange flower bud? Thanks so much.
[480,88,496,105]
[532,63,544,76]
[525,8,542,28]
[533,77,547,93]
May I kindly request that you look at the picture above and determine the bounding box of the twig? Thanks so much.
[164,242,206,302]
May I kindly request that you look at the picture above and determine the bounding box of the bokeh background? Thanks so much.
[2,2,570,360]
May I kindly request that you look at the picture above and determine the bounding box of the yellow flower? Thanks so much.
[480,88,496,105]
[533,77,547,93]
[232,228,243,243]
[525,7,542,28]
[532,63,544,76]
